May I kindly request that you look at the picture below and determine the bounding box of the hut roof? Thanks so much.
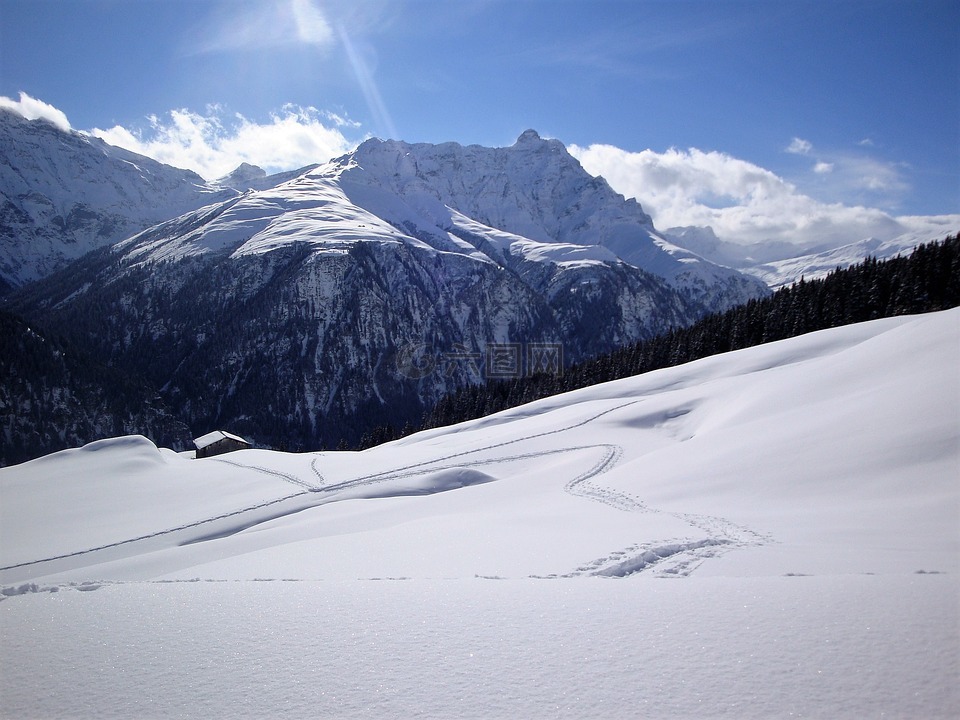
[193,430,249,450]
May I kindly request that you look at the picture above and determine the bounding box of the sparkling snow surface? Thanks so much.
[2,310,958,719]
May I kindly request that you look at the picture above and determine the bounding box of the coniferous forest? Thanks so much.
[409,236,960,441]
[0,310,190,466]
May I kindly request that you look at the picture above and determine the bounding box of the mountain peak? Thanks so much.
[219,162,266,183]
[516,129,542,144]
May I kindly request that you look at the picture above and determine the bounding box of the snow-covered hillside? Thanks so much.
[2,309,957,718]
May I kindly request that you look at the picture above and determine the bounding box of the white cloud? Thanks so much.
[90,105,359,179]
[322,110,362,129]
[568,143,921,248]
[841,155,907,193]
[0,91,72,132]
[786,137,812,155]
[803,151,911,209]
[784,135,910,206]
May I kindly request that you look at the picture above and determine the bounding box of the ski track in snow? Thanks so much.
[1,399,765,580]
[0,491,310,572]
[210,457,323,492]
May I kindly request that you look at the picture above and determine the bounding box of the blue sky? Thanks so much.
[1,0,957,247]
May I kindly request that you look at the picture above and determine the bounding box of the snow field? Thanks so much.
[1,309,958,718]
[1,575,956,720]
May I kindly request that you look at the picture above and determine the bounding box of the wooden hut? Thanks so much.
[193,430,250,459]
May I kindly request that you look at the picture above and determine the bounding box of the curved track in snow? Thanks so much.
[1,398,765,579]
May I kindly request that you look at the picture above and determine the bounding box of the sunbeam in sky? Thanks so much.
[337,24,398,142]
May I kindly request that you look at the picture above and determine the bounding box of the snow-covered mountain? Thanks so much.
[666,223,960,288]
[2,309,956,718]
[0,109,225,290]
[0,109,311,291]
[215,161,321,192]
[8,131,768,450]
[120,130,765,308]
[339,130,767,308]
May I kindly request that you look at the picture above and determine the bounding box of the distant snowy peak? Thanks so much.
[339,130,656,245]
[739,230,960,288]
[217,162,266,187]
[665,223,960,288]
[0,107,320,289]
[0,108,215,200]
[213,162,320,193]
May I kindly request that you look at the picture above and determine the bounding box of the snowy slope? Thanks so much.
[2,310,957,718]
[3,309,956,582]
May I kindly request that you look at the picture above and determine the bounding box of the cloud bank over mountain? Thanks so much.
[568,142,958,250]
[0,92,71,132]
[90,105,358,180]
[3,92,955,250]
